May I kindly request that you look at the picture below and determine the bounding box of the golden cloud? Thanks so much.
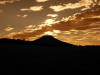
[50,0,100,12]
[20,6,43,12]
[47,14,58,18]
[4,27,14,32]
[16,14,28,18]
[4,9,100,46]
[0,0,20,5]
[36,0,48,3]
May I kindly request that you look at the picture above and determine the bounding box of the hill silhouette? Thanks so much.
[0,35,100,74]
[0,35,75,47]
[29,35,76,47]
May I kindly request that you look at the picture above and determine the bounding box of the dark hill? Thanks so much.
[0,35,75,47]
[30,35,75,47]
[0,35,100,74]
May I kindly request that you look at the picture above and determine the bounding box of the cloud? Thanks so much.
[47,14,58,18]
[49,0,100,12]
[51,10,100,31]
[44,31,54,35]
[24,25,38,32]
[4,27,14,32]
[43,19,56,26]
[16,14,28,18]
[36,0,48,3]
[3,9,100,45]
[56,28,100,46]
[0,0,20,5]
[20,6,43,12]
[44,30,61,36]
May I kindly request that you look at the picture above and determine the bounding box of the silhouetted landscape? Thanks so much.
[0,36,100,74]
[0,0,100,74]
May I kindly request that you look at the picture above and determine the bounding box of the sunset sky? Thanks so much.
[0,0,100,45]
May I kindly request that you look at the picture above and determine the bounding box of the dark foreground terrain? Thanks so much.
[0,36,100,74]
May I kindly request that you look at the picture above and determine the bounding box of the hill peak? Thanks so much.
[32,35,75,47]
[0,35,75,47]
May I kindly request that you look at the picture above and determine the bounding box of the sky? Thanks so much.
[0,0,100,46]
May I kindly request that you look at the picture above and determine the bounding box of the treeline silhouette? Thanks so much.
[0,36,100,74]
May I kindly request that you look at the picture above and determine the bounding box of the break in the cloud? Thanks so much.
[36,0,48,3]
[0,0,20,5]
[4,27,14,32]
[5,9,100,46]
[20,6,43,12]
[50,0,99,12]
[44,30,61,36]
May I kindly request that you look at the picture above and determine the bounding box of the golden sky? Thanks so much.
[0,0,100,46]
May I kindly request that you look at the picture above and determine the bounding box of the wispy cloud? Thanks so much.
[0,0,20,5]
[47,14,58,18]
[4,27,14,32]
[50,0,100,12]
[43,19,57,26]
[20,6,43,12]
[44,30,61,36]
[16,14,28,18]
[36,0,48,3]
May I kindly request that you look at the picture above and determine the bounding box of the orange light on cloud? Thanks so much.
[44,19,55,26]
[47,14,58,18]
[36,0,48,2]
[4,27,14,32]
[20,6,43,12]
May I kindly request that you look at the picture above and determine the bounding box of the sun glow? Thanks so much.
[44,19,55,25]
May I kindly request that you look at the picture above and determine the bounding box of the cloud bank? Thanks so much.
[4,9,100,45]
